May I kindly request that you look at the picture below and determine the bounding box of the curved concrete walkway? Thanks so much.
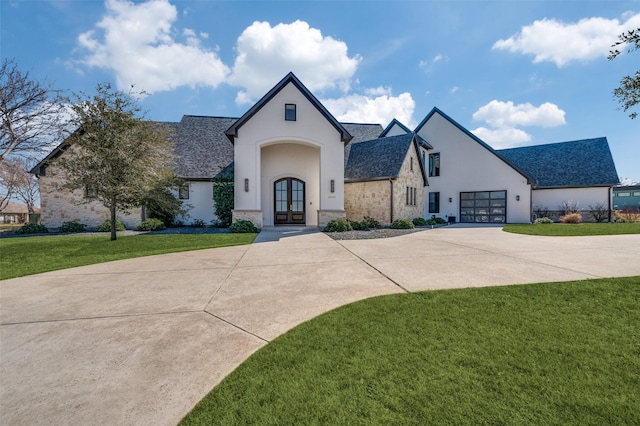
[1,226,639,425]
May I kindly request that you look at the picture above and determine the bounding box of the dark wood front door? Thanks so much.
[274,178,305,225]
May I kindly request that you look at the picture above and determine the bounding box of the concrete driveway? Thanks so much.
[1,226,639,425]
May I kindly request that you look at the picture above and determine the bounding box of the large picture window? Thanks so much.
[429,153,440,177]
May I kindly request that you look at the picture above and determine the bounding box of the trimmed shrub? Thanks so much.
[560,213,582,224]
[390,218,415,229]
[413,217,429,226]
[349,220,370,231]
[138,218,166,231]
[534,217,554,224]
[362,216,380,229]
[192,219,206,228]
[16,223,48,234]
[97,220,126,232]
[430,215,447,225]
[323,218,353,233]
[59,221,87,233]
[229,219,258,233]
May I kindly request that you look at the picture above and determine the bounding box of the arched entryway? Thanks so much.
[274,178,305,224]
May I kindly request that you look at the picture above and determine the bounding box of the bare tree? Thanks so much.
[0,58,65,163]
[0,158,39,213]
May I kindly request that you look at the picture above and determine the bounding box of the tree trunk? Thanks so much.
[110,202,117,241]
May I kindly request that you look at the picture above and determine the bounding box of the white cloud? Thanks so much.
[493,13,640,66]
[472,100,566,128]
[472,100,567,148]
[449,86,460,94]
[228,20,361,104]
[75,0,229,93]
[471,127,532,149]
[322,91,415,127]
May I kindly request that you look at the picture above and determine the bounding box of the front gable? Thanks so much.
[225,72,352,144]
[379,119,411,137]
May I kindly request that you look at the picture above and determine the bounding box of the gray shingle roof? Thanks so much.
[345,133,418,182]
[498,137,619,188]
[171,115,236,180]
[170,117,384,180]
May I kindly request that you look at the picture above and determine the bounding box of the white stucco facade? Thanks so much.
[175,181,216,224]
[416,110,533,224]
[230,79,346,227]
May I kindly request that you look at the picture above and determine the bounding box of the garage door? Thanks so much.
[460,191,507,223]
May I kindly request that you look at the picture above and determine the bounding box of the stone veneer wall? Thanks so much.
[38,164,142,229]
[392,149,425,222]
[232,210,263,228]
[344,180,392,225]
[317,210,346,227]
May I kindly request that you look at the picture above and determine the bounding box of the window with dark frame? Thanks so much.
[178,183,189,200]
[406,186,417,206]
[429,191,440,213]
[84,184,97,199]
[285,103,296,121]
[429,153,440,177]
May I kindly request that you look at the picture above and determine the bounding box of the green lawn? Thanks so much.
[0,233,256,280]
[504,222,640,236]
[181,277,640,425]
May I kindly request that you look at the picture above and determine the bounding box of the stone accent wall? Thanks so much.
[344,180,391,225]
[345,143,425,226]
[232,210,263,228]
[317,209,346,227]
[38,164,142,230]
[393,148,425,222]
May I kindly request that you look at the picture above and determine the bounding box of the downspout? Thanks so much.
[608,186,612,222]
[389,178,394,224]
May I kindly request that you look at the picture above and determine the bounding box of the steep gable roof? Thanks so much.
[498,138,619,188]
[379,118,411,137]
[225,72,353,144]
[414,107,536,185]
[345,133,427,185]
[172,115,235,180]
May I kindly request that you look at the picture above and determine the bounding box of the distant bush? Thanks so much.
[16,223,48,234]
[97,220,126,232]
[430,216,447,225]
[560,213,582,224]
[614,207,640,222]
[138,218,166,231]
[390,218,415,229]
[323,218,353,233]
[192,219,206,228]
[534,217,554,224]
[589,203,608,223]
[229,219,258,233]
[59,221,87,233]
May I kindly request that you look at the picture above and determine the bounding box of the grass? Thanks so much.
[0,233,256,280]
[181,277,640,425]
[504,222,640,236]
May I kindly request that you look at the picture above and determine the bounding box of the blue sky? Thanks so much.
[2,0,638,182]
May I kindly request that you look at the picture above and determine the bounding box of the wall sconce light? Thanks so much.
[244,178,249,192]
[330,179,335,193]
[448,197,452,203]
[516,195,520,201]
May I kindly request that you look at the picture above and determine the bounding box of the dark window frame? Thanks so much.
[285,103,297,121]
[429,191,440,213]
[84,184,97,199]
[178,183,190,200]
[429,153,440,177]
